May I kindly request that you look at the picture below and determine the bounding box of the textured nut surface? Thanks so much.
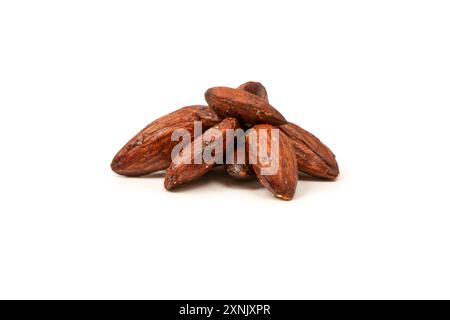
[280,122,339,180]
[205,86,286,126]
[226,163,254,179]
[111,105,220,176]
[225,142,254,180]
[225,81,268,178]
[247,124,298,200]
[237,81,269,102]
[164,118,240,190]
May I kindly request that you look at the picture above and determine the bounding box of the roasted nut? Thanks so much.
[225,82,269,178]
[111,105,220,176]
[247,124,298,200]
[226,162,254,179]
[237,81,269,102]
[164,118,240,190]
[205,86,286,126]
[112,81,338,201]
[280,122,339,180]
[225,141,254,179]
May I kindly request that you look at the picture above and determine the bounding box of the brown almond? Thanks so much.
[205,87,286,126]
[225,142,255,180]
[247,124,298,200]
[111,105,220,177]
[226,162,254,179]
[280,122,339,180]
[164,118,240,190]
[225,81,268,179]
[237,81,269,102]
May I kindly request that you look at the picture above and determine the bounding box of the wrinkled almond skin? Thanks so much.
[247,124,298,200]
[226,162,254,179]
[225,143,254,179]
[280,122,339,180]
[225,82,268,178]
[205,87,286,126]
[111,105,220,177]
[237,81,269,102]
[224,81,268,179]
[164,118,240,190]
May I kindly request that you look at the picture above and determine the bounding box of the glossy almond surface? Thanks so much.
[280,122,339,180]
[247,124,298,200]
[164,118,240,189]
[205,87,286,126]
[111,105,220,176]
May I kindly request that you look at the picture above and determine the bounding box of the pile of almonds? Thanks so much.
[111,82,339,200]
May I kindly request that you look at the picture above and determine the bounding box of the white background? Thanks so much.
[1,1,449,299]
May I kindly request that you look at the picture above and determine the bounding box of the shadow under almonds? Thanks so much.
[160,166,262,192]
[298,172,341,182]
[113,171,166,179]
[113,167,340,199]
